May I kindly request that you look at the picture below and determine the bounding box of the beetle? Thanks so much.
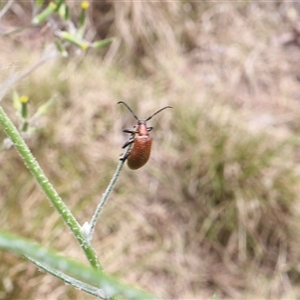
[118,101,172,170]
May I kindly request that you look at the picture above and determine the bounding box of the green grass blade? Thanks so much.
[0,231,160,300]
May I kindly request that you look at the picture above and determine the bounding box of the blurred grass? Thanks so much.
[1,1,300,299]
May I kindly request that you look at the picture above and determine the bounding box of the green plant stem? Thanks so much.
[0,106,101,270]
[0,231,159,300]
[27,257,108,299]
[88,147,131,241]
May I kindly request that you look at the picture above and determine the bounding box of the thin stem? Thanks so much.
[27,257,108,299]
[0,0,15,21]
[0,51,60,103]
[0,106,102,270]
[1,24,35,37]
[0,230,159,300]
[88,146,131,241]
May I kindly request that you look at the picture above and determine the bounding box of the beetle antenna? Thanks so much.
[145,106,172,121]
[118,101,139,121]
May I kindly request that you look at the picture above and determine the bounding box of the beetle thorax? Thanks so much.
[137,121,149,136]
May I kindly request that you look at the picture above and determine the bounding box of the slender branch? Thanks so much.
[0,106,102,270]
[27,257,108,299]
[0,0,15,20]
[87,146,131,241]
[1,24,35,36]
[0,231,159,300]
[0,51,60,103]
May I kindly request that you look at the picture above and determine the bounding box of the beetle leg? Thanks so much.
[147,127,153,132]
[120,139,133,161]
[120,150,131,161]
[120,128,136,161]
[122,138,134,149]
[123,128,136,134]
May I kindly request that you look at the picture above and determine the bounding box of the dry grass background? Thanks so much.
[1,1,300,299]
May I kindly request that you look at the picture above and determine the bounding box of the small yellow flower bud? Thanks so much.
[81,42,89,50]
[81,1,89,10]
[49,2,57,9]
[20,95,29,104]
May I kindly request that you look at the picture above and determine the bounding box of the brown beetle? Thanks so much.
[118,101,172,170]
